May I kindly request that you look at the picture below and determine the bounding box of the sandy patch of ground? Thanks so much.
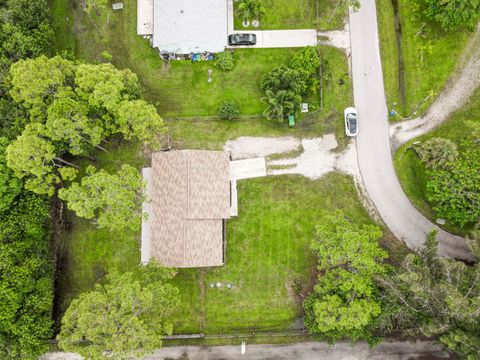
[224,136,301,160]
[224,134,361,182]
[390,23,480,149]
[267,134,360,180]
[317,26,351,51]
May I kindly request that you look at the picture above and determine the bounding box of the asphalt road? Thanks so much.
[349,0,471,259]
[140,341,450,360]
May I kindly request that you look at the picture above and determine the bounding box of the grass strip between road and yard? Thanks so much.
[376,0,471,119]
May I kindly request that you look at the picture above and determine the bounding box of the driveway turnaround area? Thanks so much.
[350,0,471,259]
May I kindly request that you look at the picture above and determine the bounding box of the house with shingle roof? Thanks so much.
[141,150,232,268]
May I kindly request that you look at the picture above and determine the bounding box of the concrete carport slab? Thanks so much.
[230,158,266,180]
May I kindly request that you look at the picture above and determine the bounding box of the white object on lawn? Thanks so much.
[112,2,123,10]
[301,103,309,113]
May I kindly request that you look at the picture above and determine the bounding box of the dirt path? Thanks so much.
[390,23,480,149]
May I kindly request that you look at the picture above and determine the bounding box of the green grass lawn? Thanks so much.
[233,0,348,31]
[51,0,351,124]
[376,0,471,118]
[56,139,376,334]
[394,90,480,236]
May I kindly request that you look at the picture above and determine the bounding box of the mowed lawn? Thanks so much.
[394,90,480,236]
[233,0,348,31]
[50,0,351,122]
[56,143,374,334]
[376,0,470,118]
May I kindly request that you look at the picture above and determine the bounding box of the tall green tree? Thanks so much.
[379,231,480,359]
[304,211,388,342]
[9,56,75,121]
[116,100,166,149]
[0,137,22,212]
[0,194,53,360]
[45,97,104,155]
[6,123,78,196]
[59,164,145,231]
[57,264,179,360]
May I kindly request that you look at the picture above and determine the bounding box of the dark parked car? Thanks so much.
[228,33,257,46]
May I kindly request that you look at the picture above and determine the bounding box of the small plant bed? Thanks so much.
[394,91,480,236]
[233,0,349,31]
[56,169,377,335]
[377,0,471,119]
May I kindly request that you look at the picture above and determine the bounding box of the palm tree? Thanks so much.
[235,0,255,26]
[252,0,266,22]
[262,90,295,122]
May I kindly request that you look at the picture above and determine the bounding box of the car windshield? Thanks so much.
[348,117,357,131]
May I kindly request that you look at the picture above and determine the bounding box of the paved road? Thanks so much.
[350,0,471,259]
[139,341,450,360]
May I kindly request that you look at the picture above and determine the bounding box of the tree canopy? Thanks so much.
[6,56,166,195]
[379,231,480,359]
[57,264,179,360]
[422,0,480,31]
[304,211,388,342]
[59,165,146,231]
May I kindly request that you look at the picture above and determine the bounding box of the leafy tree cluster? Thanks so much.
[0,2,56,357]
[59,165,145,231]
[423,128,480,227]
[0,0,53,83]
[421,0,480,31]
[261,47,319,121]
[5,56,165,199]
[57,263,179,360]
[378,232,480,359]
[0,193,53,359]
[304,211,389,342]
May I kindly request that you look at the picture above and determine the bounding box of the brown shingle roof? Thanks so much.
[150,150,230,267]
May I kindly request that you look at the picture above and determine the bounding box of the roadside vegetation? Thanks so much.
[395,90,480,235]
[377,0,472,118]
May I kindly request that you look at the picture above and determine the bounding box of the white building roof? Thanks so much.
[152,0,228,53]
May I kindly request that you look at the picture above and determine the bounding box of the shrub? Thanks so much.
[213,51,235,71]
[417,137,458,169]
[289,47,320,76]
[218,101,240,119]
[422,0,480,31]
[261,65,308,96]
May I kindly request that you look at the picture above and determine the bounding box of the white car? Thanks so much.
[344,107,358,137]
